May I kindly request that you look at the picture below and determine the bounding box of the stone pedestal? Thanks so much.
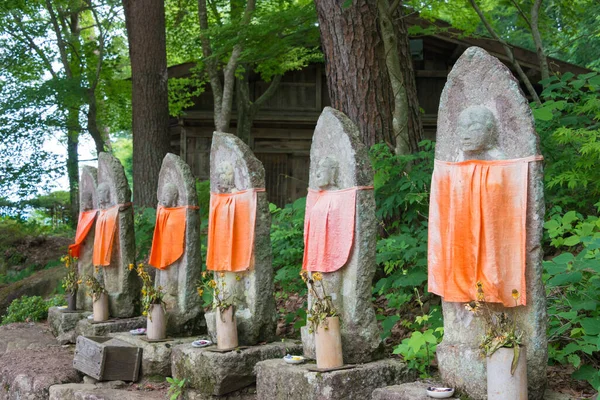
[49,383,166,400]
[48,307,91,344]
[172,340,302,396]
[255,359,411,400]
[109,332,196,378]
[75,316,146,337]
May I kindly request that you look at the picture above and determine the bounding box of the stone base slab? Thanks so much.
[372,382,452,400]
[49,383,166,400]
[76,316,146,337]
[172,340,302,396]
[185,385,257,400]
[48,307,91,344]
[255,358,412,400]
[109,332,196,378]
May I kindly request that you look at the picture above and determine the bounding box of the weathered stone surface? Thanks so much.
[109,332,196,377]
[0,267,65,318]
[300,107,382,364]
[77,165,98,311]
[153,153,204,336]
[48,307,91,344]
[433,46,547,400]
[49,384,166,400]
[0,323,81,400]
[75,317,146,337]
[97,152,140,318]
[205,132,276,346]
[172,340,302,395]
[372,382,453,400]
[185,385,257,400]
[255,358,411,400]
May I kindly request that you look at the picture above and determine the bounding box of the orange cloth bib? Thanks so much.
[206,189,263,272]
[92,205,120,266]
[302,186,372,273]
[428,155,542,307]
[149,206,196,270]
[69,210,98,258]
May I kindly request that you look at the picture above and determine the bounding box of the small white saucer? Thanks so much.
[87,314,94,320]
[57,305,67,309]
[283,355,305,364]
[130,328,146,335]
[192,339,212,348]
[426,387,454,398]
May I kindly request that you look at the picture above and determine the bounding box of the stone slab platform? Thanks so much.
[109,332,196,378]
[76,316,146,337]
[372,382,456,400]
[48,307,91,344]
[49,383,166,400]
[255,358,412,400]
[172,340,303,396]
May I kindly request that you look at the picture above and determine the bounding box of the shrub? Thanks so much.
[1,295,65,325]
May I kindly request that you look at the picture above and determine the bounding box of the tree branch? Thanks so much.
[530,0,549,83]
[468,0,541,105]
[4,21,58,80]
[250,74,282,113]
[45,0,73,78]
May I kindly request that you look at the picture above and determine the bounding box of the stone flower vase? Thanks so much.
[216,305,238,350]
[92,293,109,322]
[66,290,77,311]
[146,304,167,340]
[487,346,528,400]
[315,316,343,369]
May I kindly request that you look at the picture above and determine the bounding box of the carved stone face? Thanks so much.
[315,156,338,190]
[97,183,111,209]
[458,106,497,153]
[216,162,235,193]
[160,183,179,207]
[81,191,94,211]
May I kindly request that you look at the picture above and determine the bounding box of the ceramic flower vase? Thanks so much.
[92,293,109,322]
[487,346,528,400]
[216,305,238,350]
[66,290,77,311]
[315,316,343,369]
[146,304,167,340]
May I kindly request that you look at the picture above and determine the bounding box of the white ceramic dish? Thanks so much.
[57,305,68,309]
[283,355,305,364]
[426,387,454,398]
[130,328,146,335]
[87,314,94,320]
[192,339,212,348]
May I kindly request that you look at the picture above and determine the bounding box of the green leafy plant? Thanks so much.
[197,271,238,313]
[133,207,157,262]
[166,376,186,400]
[1,295,65,325]
[392,289,443,377]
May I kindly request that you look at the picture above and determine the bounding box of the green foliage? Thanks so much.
[134,207,157,262]
[533,72,600,213]
[392,290,443,377]
[543,210,600,391]
[1,295,66,325]
[195,180,210,221]
[112,138,133,188]
[166,376,186,400]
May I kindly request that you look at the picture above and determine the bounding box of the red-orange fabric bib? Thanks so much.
[149,206,193,270]
[428,155,542,307]
[92,206,119,266]
[69,210,98,258]
[206,189,263,272]
[302,186,372,273]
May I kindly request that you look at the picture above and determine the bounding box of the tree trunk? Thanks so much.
[315,0,394,147]
[530,0,549,83]
[66,107,80,224]
[123,0,171,207]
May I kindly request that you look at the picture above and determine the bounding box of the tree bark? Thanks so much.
[315,0,394,147]
[530,0,549,83]
[377,0,423,154]
[123,0,172,207]
[66,108,80,223]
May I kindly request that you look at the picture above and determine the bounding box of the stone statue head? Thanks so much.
[457,106,499,156]
[315,156,339,190]
[216,161,235,193]
[81,191,94,211]
[160,183,179,207]
[97,183,112,209]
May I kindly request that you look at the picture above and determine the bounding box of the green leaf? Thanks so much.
[563,235,581,246]
[551,252,575,265]
[581,318,600,335]
[547,272,582,286]
[533,106,554,121]
[567,353,581,369]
